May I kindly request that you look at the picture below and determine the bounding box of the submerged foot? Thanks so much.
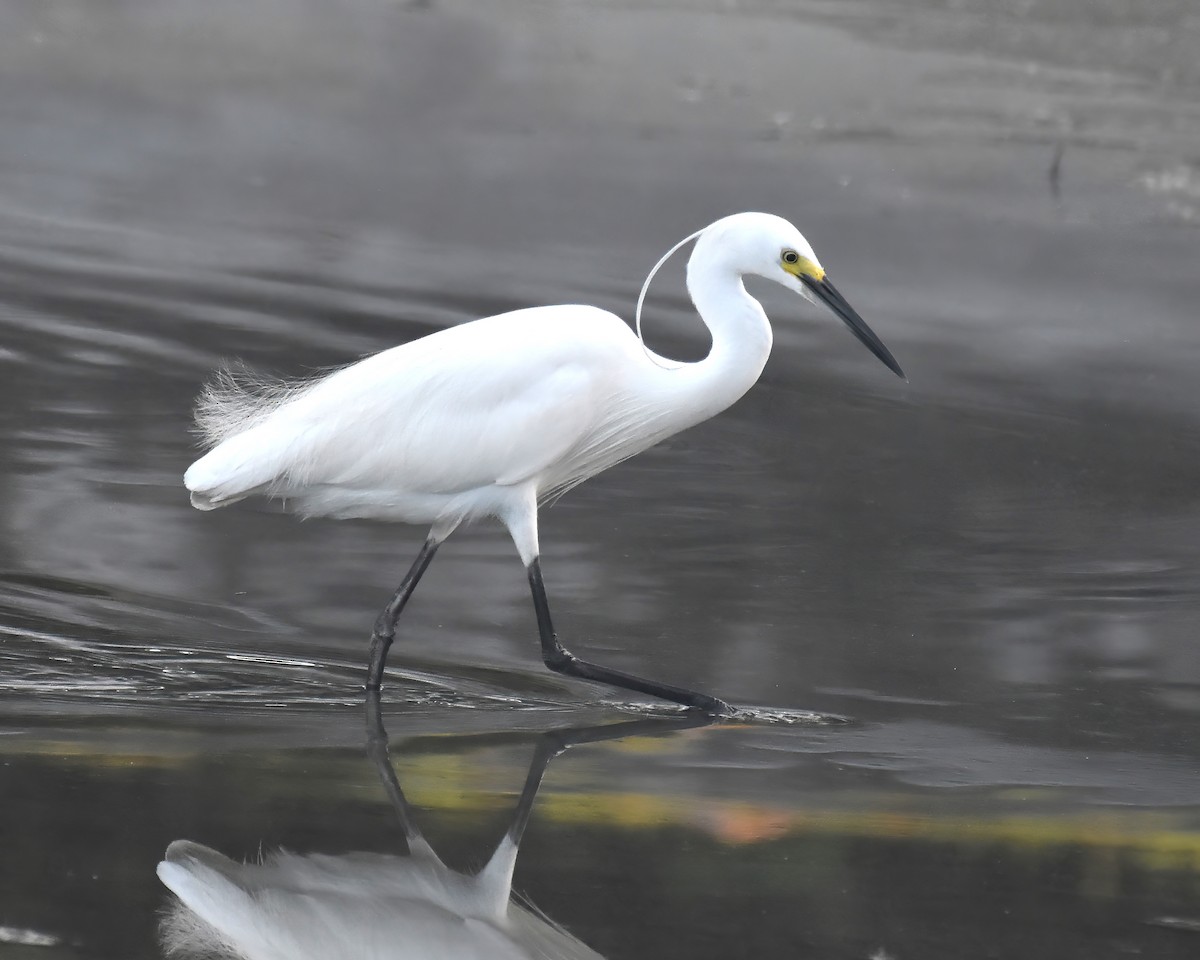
[694,694,734,717]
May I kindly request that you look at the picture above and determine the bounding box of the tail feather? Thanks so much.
[157,841,264,959]
[188,489,251,511]
[185,364,328,510]
[184,426,292,509]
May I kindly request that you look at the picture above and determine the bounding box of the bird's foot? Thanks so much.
[691,693,734,718]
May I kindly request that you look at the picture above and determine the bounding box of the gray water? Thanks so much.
[2,0,1200,957]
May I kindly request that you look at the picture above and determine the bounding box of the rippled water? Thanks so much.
[2,0,1199,957]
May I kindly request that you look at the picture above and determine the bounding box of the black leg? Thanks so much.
[364,690,427,848]
[504,712,716,843]
[367,538,440,690]
[366,691,714,857]
[526,557,733,716]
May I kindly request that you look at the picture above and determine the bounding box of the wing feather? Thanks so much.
[184,306,636,509]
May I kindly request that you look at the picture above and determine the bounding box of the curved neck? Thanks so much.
[668,254,773,425]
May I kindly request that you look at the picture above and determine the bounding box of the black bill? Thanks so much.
[801,274,905,380]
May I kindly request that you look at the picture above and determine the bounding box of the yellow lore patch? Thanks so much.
[781,255,825,281]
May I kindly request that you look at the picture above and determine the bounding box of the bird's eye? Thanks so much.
[782,250,800,264]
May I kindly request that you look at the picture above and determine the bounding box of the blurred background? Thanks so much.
[1,1,1199,958]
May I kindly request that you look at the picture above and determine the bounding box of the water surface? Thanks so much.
[1,0,1199,957]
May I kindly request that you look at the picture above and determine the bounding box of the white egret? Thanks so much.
[184,212,904,716]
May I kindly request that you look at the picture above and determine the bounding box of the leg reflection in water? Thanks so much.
[157,694,714,960]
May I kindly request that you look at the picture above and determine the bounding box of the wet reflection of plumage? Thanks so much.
[157,701,710,959]
[157,839,599,960]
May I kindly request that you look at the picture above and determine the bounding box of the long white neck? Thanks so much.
[655,245,773,430]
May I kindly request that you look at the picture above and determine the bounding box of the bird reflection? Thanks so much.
[158,696,711,959]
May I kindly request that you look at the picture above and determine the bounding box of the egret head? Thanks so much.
[695,212,906,380]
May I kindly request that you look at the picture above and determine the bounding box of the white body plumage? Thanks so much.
[158,838,601,960]
[184,303,758,526]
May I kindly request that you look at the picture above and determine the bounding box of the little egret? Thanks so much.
[184,211,904,716]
